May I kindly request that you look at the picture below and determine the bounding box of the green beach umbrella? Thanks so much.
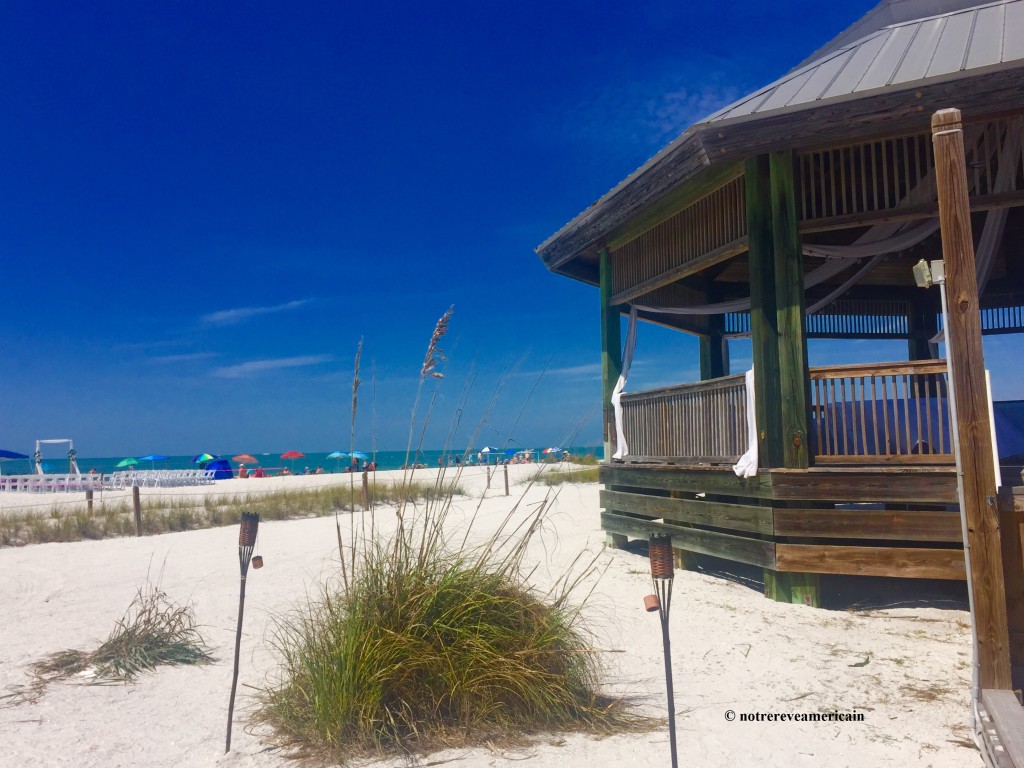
[115,458,138,468]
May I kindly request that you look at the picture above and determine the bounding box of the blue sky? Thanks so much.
[1,1,1019,457]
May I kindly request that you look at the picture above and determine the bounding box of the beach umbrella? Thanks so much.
[0,449,29,476]
[193,453,218,463]
[231,454,259,464]
[350,450,369,460]
[542,446,563,454]
[326,451,348,471]
[280,450,305,460]
[139,454,168,468]
[115,457,138,468]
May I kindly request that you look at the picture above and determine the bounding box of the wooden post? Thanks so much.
[908,299,939,361]
[699,317,728,380]
[503,464,509,496]
[933,108,1012,690]
[86,489,93,516]
[600,246,623,461]
[132,485,142,536]
[745,155,783,469]
[361,470,370,509]
[997,489,1024,690]
[771,150,810,470]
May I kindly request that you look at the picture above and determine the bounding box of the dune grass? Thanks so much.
[257,308,632,762]
[534,466,601,486]
[0,480,462,548]
[33,583,212,685]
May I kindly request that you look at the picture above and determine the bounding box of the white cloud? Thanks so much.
[211,354,333,379]
[201,299,311,326]
[150,352,217,364]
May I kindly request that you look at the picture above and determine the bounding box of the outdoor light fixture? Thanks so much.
[647,534,678,768]
[226,512,260,753]
[912,258,945,289]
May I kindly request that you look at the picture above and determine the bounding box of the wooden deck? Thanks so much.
[601,462,965,580]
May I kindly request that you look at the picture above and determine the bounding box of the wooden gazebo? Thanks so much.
[537,0,1024,609]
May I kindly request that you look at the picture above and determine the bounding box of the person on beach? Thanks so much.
[253,466,265,478]
[281,467,292,476]
[238,464,249,478]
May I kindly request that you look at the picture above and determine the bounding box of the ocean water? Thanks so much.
[16,446,604,477]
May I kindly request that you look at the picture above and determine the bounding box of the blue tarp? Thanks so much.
[206,459,233,480]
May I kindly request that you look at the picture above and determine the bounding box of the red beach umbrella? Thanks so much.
[280,451,305,460]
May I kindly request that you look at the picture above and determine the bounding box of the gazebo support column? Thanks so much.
[699,316,728,380]
[599,246,627,549]
[908,299,939,361]
[749,152,819,606]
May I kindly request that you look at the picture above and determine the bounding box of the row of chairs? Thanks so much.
[0,474,106,493]
[0,469,217,493]
[105,469,216,489]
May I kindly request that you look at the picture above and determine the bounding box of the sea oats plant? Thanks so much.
[257,307,629,761]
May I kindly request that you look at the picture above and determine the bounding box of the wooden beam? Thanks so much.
[601,510,776,568]
[746,154,783,468]
[773,508,964,542]
[601,464,773,499]
[770,467,959,504]
[700,315,729,380]
[933,107,1012,689]
[610,237,747,305]
[600,247,623,462]
[998,490,1024,689]
[979,690,1024,768]
[764,571,820,607]
[771,150,810,469]
[601,489,774,535]
[775,543,965,579]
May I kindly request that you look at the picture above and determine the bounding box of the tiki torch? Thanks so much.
[226,512,259,754]
[646,534,678,768]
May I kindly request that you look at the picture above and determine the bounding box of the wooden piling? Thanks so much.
[504,464,509,496]
[361,470,370,509]
[132,485,142,536]
[932,107,1012,690]
[86,489,93,516]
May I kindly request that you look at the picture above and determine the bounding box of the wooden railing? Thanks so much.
[619,373,748,463]
[809,360,954,465]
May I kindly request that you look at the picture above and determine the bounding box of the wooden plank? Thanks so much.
[810,360,948,378]
[998,491,1024,686]
[600,247,622,461]
[770,467,959,503]
[933,107,1012,689]
[746,154,783,468]
[601,464,773,499]
[773,508,964,542]
[611,237,747,305]
[601,489,774,535]
[814,454,955,466]
[980,690,1024,768]
[601,510,776,569]
[775,543,965,580]
[771,150,810,469]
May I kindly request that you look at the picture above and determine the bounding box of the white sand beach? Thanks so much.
[0,465,978,767]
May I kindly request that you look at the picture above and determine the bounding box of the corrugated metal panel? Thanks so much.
[1005,0,1024,59]
[821,32,890,98]
[927,10,975,75]
[756,69,817,113]
[860,24,918,89]
[707,0,1024,124]
[965,4,1006,68]
[893,17,949,82]
[789,48,858,104]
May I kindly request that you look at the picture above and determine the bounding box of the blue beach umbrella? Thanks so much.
[350,451,369,460]
[139,454,168,468]
[326,451,348,471]
[0,449,29,476]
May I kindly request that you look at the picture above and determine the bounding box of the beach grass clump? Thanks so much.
[258,534,620,759]
[32,584,212,684]
[535,466,600,486]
